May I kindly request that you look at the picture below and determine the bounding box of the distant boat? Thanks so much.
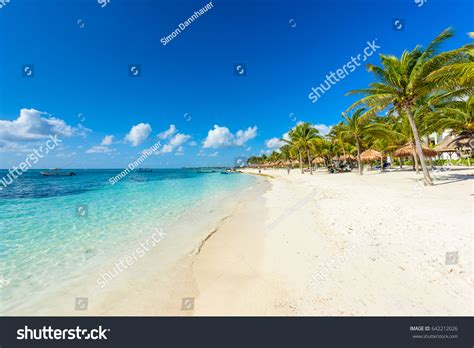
[196,168,219,173]
[40,170,76,176]
[137,168,152,172]
[220,168,238,174]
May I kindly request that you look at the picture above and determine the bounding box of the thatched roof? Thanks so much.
[435,135,472,153]
[394,143,437,158]
[312,157,325,164]
[434,136,457,153]
[360,149,382,162]
[339,154,356,160]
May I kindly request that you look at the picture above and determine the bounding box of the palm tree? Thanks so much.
[318,139,339,168]
[387,110,427,172]
[328,122,349,159]
[426,96,474,143]
[268,151,282,166]
[347,28,472,185]
[338,109,388,175]
[284,122,321,174]
[425,40,474,89]
[280,144,293,169]
[370,138,393,171]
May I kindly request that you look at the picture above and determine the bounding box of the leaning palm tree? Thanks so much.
[338,109,388,175]
[284,122,321,174]
[388,107,431,173]
[347,28,472,185]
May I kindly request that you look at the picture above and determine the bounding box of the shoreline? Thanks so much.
[3,167,472,316]
[1,173,266,316]
[181,167,473,316]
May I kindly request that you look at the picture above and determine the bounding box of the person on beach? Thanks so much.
[287,167,290,175]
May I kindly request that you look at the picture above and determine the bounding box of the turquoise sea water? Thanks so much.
[0,169,256,313]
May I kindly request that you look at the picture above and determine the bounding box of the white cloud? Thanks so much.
[202,125,234,149]
[86,145,115,154]
[87,134,116,154]
[0,141,31,153]
[235,126,257,146]
[157,124,177,140]
[101,135,114,146]
[157,131,191,154]
[169,133,191,147]
[313,124,332,136]
[197,150,218,157]
[56,152,77,158]
[125,123,152,146]
[265,137,285,149]
[175,146,184,156]
[202,124,257,149]
[0,108,80,142]
[160,144,174,153]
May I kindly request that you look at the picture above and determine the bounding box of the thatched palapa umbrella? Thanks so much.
[434,136,457,153]
[312,157,325,164]
[441,135,472,153]
[360,149,382,162]
[394,143,437,158]
[339,154,356,160]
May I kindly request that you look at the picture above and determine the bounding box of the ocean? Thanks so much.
[0,169,258,314]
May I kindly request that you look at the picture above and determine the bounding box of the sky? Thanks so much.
[0,0,472,168]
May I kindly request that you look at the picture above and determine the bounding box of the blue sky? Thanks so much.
[0,0,472,168]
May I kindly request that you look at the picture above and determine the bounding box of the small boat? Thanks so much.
[40,171,76,176]
[220,168,238,174]
[137,168,152,172]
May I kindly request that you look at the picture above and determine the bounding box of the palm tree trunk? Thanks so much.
[380,153,384,171]
[412,144,419,173]
[406,108,433,185]
[306,149,313,175]
[356,139,362,175]
[341,142,346,160]
[299,150,303,174]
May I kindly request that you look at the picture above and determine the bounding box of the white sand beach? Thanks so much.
[15,167,471,316]
[180,167,473,316]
